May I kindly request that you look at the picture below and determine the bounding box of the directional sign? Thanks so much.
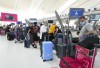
[69,8,84,18]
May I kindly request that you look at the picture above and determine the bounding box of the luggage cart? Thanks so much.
[59,44,100,68]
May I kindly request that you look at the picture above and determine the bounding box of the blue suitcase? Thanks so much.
[42,41,53,62]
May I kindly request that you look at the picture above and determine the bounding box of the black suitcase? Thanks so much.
[7,32,14,41]
[24,39,30,48]
[56,43,67,58]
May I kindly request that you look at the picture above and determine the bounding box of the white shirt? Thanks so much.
[40,25,47,39]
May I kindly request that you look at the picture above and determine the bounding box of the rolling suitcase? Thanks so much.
[42,41,53,62]
[24,33,30,48]
[57,43,67,58]
[24,39,30,48]
[7,32,14,41]
[40,32,49,57]
[54,33,63,51]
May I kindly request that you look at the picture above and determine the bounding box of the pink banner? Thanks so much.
[1,12,18,22]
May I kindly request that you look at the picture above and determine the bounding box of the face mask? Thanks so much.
[80,21,86,26]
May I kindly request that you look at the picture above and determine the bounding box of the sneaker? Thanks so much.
[34,45,37,48]
[32,44,34,48]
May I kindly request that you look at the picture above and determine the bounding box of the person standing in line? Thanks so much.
[40,21,48,57]
[27,23,34,47]
[32,22,40,48]
[48,23,57,42]
[79,16,94,42]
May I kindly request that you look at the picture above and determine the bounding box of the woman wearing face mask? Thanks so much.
[79,16,94,42]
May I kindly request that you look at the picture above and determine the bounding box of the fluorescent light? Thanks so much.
[58,0,78,14]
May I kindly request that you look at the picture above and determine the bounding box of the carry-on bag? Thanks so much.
[42,41,53,62]
[7,32,14,41]
[24,39,30,48]
[24,33,30,48]
[56,43,67,58]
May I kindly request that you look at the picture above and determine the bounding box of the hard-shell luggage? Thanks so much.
[24,34,30,48]
[24,39,30,48]
[42,41,53,61]
[54,34,63,51]
[0,30,5,35]
[56,44,67,58]
[55,33,63,44]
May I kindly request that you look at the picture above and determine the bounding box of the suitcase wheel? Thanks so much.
[51,59,53,61]
[43,60,46,62]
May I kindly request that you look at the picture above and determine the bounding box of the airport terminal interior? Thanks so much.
[0,0,100,68]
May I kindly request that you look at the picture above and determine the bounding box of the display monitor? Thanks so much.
[5,15,14,20]
[69,8,84,18]
[90,14,100,21]
[48,20,53,23]
[1,12,18,22]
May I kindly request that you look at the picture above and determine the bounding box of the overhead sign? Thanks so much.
[69,8,84,18]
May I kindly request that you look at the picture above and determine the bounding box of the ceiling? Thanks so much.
[0,0,100,19]
[61,0,100,15]
[0,0,67,18]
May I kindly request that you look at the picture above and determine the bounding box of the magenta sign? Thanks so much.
[1,12,18,22]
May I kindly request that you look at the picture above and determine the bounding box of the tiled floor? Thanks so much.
[0,35,60,68]
[0,35,100,68]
